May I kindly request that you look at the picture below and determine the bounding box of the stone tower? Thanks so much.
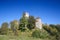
[23,12,29,19]
[35,17,42,29]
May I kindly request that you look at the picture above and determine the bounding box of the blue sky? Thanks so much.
[0,0,60,26]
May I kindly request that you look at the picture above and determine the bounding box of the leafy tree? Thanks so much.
[10,20,19,30]
[19,23,26,31]
[55,24,60,32]
[48,24,60,40]
[10,20,19,35]
[0,28,1,34]
[19,13,28,31]
[55,25,60,40]
[49,24,56,28]
[43,24,58,36]
[20,17,28,28]
[27,16,35,30]
[1,22,9,35]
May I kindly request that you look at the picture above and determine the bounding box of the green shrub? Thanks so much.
[32,29,49,39]
[43,25,58,36]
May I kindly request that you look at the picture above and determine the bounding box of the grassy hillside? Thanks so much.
[0,24,60,40]
[0,29,55,40]
[0,32,49,40]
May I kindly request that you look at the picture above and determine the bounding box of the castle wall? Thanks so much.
[35,18,42,29]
